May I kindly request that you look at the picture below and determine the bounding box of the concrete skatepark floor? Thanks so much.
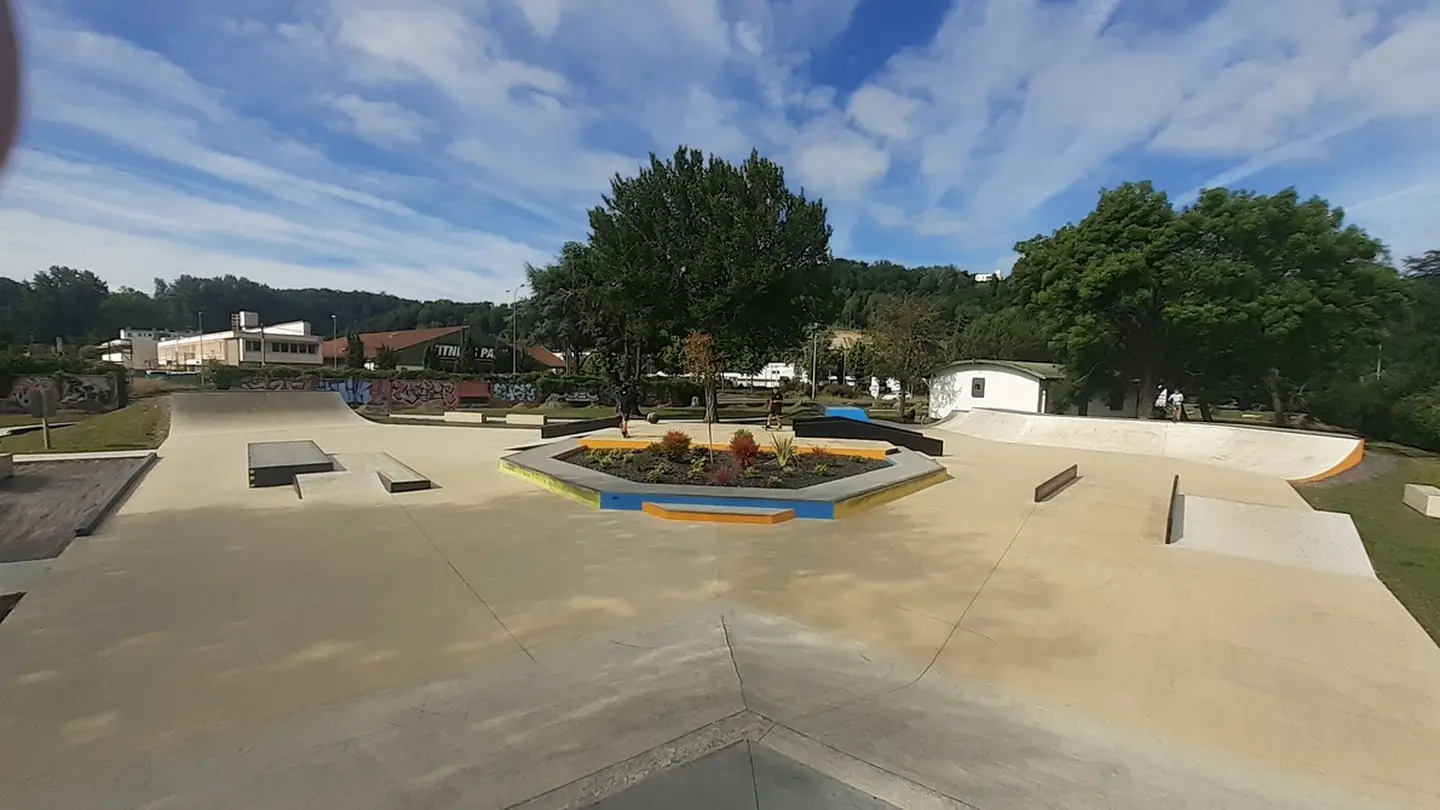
[1,392,1439,809]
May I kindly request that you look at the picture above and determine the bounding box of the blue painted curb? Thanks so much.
[601,491,836,520]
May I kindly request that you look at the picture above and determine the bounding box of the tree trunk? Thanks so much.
[1267,369,1288,427]
[1136,365,1158,419]
[704,375,718,424]
[1197,396,1214,422]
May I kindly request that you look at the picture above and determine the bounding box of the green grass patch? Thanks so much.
[1300,450,1440,646]
[0,411,92,428]
[0,399,170,454]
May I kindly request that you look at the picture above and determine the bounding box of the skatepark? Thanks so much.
[1,391,1439,808]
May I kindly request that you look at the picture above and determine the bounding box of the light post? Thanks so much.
[331,314,338,368]
[197,311,204,386]
[506,283,527,374]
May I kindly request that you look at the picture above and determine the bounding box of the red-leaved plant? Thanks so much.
[728,429,759,469]
[658,429,692,462]
[708,461,739,486]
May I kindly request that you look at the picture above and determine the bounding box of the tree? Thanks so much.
[681,331,723,423]
[344,330,365,369]
[586,146,835,384]
[1011,182,1183,419]
[868,293,945,417]
[949,307,1050,363]
[373,344,398,370]
[1403,250,1440,281]
[526,242,600,375]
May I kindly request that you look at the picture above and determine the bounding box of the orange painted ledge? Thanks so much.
[640,502,796,525]
[579,437,889,461]
[1287,439,1366,484]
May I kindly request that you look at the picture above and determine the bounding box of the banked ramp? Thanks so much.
[169,391,367,438]
[944,409,1363,482]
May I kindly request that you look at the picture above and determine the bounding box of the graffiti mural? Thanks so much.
[316,378,374,407]
[373,379,459,410]
[491,381,537,404]
[3,375,119,413]
[235,377,311,392]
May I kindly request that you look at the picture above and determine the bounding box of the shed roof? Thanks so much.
[933,359,1066,381]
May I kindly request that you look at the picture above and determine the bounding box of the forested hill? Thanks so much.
[0,259,985,347]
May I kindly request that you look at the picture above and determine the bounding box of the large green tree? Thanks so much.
[868,292,945,417]
[1011,182,1184,418]
[525,241,601,375]
[586,146,835,408]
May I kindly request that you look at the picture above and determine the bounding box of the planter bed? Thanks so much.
[563,445,888,490]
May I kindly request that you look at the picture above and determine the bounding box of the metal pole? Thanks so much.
[331,315,337,368]
[197,311,204,387]
[511,287,519,374]
[810,328,818,399]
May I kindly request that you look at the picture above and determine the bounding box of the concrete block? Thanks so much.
[443,411,490,424]
[505,412,548,427]
[1403,483,1440,518]
[0,453,11,481]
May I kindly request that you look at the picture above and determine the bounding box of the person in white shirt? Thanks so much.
[1167,389,1185,422]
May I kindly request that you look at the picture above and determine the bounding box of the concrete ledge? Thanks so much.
[0,453,11,481]
[374,453,432,493]
[1165,474,1181,545]
[642,503,796,525]
[1034,464,1079,503]
[499,457,601,508]
[1404,483,1440,518]
[442,411,491,424]
[579,436,892,461]
[505,413,548,427]
[541,415,621,439]
[75,453,158,537]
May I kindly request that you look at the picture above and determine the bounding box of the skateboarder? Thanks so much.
[617,382,641,438]
[765,389,784,430]
[1167,388,1185,422]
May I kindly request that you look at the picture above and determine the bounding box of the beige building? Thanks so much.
[97,328,189,369]
[156,312,324,369]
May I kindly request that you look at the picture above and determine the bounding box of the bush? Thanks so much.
[1390,386,1440,452]
[729,428,759,469]
[708,460,739,486]
[658,430,692,461]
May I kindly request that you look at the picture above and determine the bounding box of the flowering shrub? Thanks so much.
[729,429,759,469]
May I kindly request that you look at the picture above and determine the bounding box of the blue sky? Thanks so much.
[1,0,1438,302]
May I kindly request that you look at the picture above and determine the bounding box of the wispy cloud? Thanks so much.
[1,0,1437,301]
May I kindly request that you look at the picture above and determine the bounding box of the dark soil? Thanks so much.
[565,445,888,489]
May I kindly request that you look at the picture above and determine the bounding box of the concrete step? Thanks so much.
[372,452,432,493]
[641,502,796,525]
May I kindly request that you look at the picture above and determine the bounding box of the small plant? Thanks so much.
[813,462,831,476]
[689,457,707,478]
[708,461,739,486]
[729,429,760,469]
[806,442,831,457]
[658,429,692,462]
[644,466,665,483]
[591,449,615,468]
[771,433,796,468]
[741,465,759,479]
[766,475,784,487]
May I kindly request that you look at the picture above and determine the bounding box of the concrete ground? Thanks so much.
[1,402,1438,808]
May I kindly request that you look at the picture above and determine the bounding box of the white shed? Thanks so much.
[928,360,1064,420]
[929,359,1143,420]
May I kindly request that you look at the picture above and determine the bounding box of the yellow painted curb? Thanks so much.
[499,459,600,508]
[641,502,796,525]
[578,437,889,461]
[1287,439,1366,484]
[833,469,951,519]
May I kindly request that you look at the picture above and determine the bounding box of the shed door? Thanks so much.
[970,377,986,399]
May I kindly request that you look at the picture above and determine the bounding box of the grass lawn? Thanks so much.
[0,398,170,454]
[1299,447,1440,646]
[0,410,93,429]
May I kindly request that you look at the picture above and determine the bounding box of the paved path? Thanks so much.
[0,409,1436,808]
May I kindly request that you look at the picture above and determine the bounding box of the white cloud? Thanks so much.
[2,0,1438,306]
[322,93,430,144]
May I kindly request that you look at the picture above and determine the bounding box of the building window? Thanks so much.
[246,340,261,352]
[971,377,986,398]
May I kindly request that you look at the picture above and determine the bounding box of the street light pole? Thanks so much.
[197,311,204,386]
[507,284,526,374]
[331,314,338,368]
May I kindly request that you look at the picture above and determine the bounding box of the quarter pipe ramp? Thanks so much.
[169,391,366,438]
[942,409,1363,482]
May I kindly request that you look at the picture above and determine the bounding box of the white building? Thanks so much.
[97,328,190,369]
[928,360,1139,420]
[156,311,324,369]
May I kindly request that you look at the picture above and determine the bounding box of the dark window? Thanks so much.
[245,340,261,352]
[971,377,986,398]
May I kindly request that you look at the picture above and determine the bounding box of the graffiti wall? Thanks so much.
[234,377,310,392]
[2,375,119,413]
[227,376,514,410]
[491,381,537,404]
[316,378,373,407]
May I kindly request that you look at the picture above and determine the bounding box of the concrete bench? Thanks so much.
[1403,483,1440,518]
[505,413,548,427]
[0,453,11,481]
[442,411,491,424]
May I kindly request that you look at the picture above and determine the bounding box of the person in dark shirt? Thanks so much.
[617,383,640,438]
[765,389,783,430]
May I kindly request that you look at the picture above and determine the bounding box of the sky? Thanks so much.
[1,0,1437,303]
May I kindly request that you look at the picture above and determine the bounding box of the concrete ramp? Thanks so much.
[1171,494,1376,578]
[944,409,1362,481]
[169,391,365,438]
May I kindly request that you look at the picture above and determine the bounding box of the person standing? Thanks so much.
[617,382,640,438]
[1168,388,1185,422]
[765,388,784,430]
